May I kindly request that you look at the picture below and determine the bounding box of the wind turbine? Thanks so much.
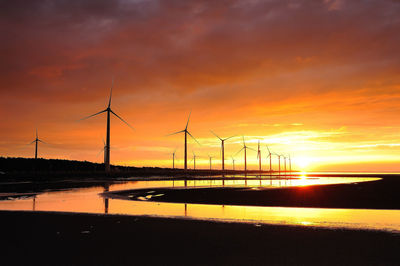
[234,136,255,172]
[289,154,292,173]
[266,145,273,172]
[191,152,198,170]
[284,155,287,175]
[80,80,134,172]
[274,153,282,175]
[210,131,235,171]
[171,149,177,169]
[29,129,46,159]
[208,154,213,170]
[96,138,107,163]
[257,140,262,171]
[231,156,236,170]
[167,112,200,170]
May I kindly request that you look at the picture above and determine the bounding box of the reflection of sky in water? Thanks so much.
[1,177,400,233]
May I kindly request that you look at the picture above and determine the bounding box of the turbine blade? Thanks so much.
[266,145,271,153]
[36,129,38,138]
[223,135,236,141]
[96,148,104,157]
[165,130,185,137]
[29,140,36,145]
[210,130,222,140]
[185,111,191,130]
[187,131,201,146]
[79,109,107,121]
[234,147,244,157]
[247,147,256,152]
[111,110,134,130]
[37,139,47,144]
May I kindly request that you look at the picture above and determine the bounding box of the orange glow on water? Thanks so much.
[2,177,399,233]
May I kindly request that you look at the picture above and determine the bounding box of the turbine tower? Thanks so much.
[257,140,262,171]
[266,145,272,172]
[29,129,46,159]
[210,131,235,171]
[167,112,200,170]
[231,156,235,170]
[80,80,134,172]
[234,136,255,172]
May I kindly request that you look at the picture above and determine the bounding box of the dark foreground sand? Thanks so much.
[109,177,400,209]
[1,211,399,266]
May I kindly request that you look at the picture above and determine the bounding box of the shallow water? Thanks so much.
[1,176,400,233]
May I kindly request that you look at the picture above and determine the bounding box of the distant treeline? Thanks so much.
[0,157,137,173]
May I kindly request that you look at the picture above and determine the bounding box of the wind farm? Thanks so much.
[1,1,400,265]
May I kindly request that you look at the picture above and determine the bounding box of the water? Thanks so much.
[1,177,400,233]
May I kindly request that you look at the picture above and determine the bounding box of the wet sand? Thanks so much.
[109,176,400,209]
[1,210,400,265]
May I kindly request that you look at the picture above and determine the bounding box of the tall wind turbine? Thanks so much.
[29,129,46,159]
[80,80,134,172]
[257,140,262,171]
[235,136,255,172]
[231,156,236,170]
[167,112,200,170]
[266,145,272,172]
[211,131,235,171]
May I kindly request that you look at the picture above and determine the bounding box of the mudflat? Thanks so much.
[1,211,399,265]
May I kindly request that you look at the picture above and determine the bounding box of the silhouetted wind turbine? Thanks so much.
[231,156,236,170]
[284,155,287,175]
[166,112,200,170]
[208,154,213,170]
[191,152,198,170]
[211,131,235,171]
[257,140,262,171]
[235,136,255,172]
[29,129,46,159]
[273,153,281,174]
[266,145,273,172]
[80,80,134,172]
[172,149,177,169]
[289,154,292,173]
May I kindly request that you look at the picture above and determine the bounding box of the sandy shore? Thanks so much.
[1,210,400,265]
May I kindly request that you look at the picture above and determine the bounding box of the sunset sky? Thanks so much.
[1,0,400,171]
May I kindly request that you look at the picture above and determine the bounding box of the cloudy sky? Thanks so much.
[1,0,400,171]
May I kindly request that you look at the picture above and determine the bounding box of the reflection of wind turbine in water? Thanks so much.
[80,80,134,172]
[210,131,235,171]
[257,140,262,171]
[234,136,255,172]
[166,112,200,170]
[266,145,273,172]
[29,129,47,159]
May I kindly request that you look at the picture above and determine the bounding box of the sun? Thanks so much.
[296,157,312,170]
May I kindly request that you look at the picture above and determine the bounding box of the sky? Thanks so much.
[1,0,400,171]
